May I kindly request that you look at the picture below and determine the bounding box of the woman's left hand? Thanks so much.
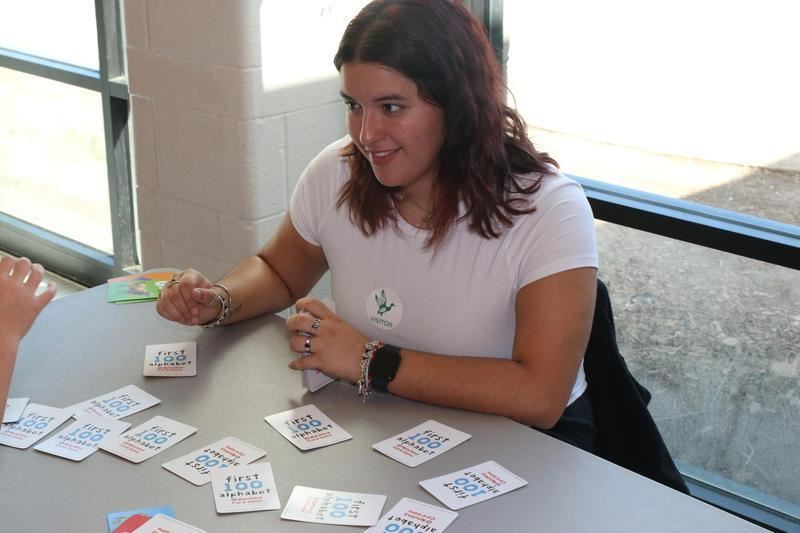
[285,297,368,383]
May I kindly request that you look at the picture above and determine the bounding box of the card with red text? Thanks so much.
[101,415,196,463]
[69,384,160,420]
[373,420,471,467]
[211,463,281,513]
[365,498,459,533]
[162,436,266,486]
[265,404,351,451]
[34,414,130,461]
[0,403,70,449]
[144,342,197,377]
[280,486,386,526]
[419,460,527,510]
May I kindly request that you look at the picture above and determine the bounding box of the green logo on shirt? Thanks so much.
[375,289,396,316]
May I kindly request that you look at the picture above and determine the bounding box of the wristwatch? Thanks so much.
[369,343,402,392]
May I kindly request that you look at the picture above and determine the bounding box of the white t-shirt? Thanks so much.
[290,137,598,405]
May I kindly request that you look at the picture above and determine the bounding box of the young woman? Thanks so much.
[156,0,598,450]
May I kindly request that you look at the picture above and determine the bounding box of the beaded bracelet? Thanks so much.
[357,340,383,401]
[200,283,232,328]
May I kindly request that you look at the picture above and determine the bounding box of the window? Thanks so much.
[0,0,135,286]
[492,0,800,528]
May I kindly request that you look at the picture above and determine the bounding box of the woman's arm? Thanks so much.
[287,266,596,429]
[156,214,328,326]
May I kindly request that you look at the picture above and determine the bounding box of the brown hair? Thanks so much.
[334,0,557,248]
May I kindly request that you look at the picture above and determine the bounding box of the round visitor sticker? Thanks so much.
[365,288,403,331]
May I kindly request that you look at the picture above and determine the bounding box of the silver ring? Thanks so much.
[311,318,321,330]
[304,337,311,354]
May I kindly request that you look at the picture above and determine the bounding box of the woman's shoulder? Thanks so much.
[514,168,587,205]
[296,136,353,196]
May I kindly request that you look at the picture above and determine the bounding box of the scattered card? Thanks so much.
[70,384,161,420]
[34,414,130,461]
[132,514,205,533]
[419,460,528,510]
[280,486,386,526]
[265,404,351,451]
[144,341,197,377]
[101,415,196,463]
[3,397,29,423]
[365,497,459,533]
[107,506,175,533]
[211,462,281,513]
[0,403,71,449]
[162,436,266,486]
[373,420,471,467]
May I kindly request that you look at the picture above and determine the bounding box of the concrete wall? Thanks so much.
[124,0,363,281]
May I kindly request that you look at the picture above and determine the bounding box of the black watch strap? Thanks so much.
[369,343,402,392]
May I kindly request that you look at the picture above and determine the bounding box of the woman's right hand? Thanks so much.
[155,269,221,326]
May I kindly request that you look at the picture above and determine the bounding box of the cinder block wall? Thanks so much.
[124,0,354,285]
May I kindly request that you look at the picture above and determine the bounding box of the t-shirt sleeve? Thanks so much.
[509,176,598,288]
[289,138,349,247]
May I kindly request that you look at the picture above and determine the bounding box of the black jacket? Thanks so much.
[584,280,689,494]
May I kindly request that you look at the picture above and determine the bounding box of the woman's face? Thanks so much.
[340,62,445,199]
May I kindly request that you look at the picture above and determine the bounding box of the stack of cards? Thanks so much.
[265,404,351,451]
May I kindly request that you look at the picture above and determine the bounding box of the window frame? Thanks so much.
[0,0,135,287]
[474,1,800,530]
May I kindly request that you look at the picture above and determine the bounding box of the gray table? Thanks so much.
[0,285,765,532]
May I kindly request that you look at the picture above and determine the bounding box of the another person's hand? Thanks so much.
[0,256,56,346]
[156,269,220,326]
[285,298,368,382]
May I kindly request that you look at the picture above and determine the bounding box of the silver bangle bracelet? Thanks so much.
[200,290,230,328]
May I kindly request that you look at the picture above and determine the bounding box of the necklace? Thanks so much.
[397,191,434,229]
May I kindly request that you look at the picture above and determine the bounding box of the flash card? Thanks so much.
[144,341,197,377]
[101,415,196,463]
[70,384,161,419]
[419,460,528,510]
[280,486,386,526]
[34,414,130,461]
[373,420,471,467]
[3,397,29,423]
[300,299,336,392]
[0,403,71,449]
[365,497,459,533]
[265,404,351,451]
[132,514,205,533]
[211,462,281,513]
[162,436,266,486]
[107,506,175,533]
